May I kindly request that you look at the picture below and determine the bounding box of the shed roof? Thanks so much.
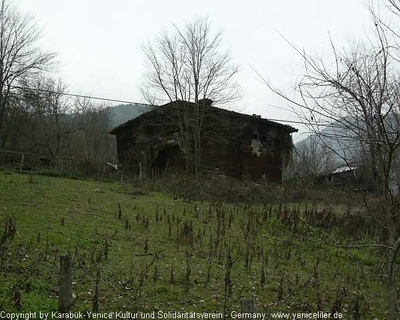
[331,166,357,174]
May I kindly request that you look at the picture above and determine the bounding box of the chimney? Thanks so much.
[198,98,213,106]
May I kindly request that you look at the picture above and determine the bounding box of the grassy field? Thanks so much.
[0,170,391,318]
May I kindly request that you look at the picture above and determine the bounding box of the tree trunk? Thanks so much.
[389,242,398,320]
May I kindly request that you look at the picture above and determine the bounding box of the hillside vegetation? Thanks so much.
[0,171,390,317]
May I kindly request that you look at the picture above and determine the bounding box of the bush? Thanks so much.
[138,173,280,204]
[138,173,363,205]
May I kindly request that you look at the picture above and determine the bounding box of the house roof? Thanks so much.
[109,100,298,135]
[331,166,357,174]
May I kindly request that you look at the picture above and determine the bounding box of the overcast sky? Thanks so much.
[18,0,384,141]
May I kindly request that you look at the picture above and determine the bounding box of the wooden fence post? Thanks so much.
[59,254,72,312]
[20,154,25,173]
[241,298,256,317]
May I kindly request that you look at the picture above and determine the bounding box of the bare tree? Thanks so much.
[74,96,115,162]
[0,0,55,148]
[142,17,239,105]
[387,0,400,14]
[258,5,400,319]
[141,17,240,175]
[21,77,74,159]
[292,135,335,183]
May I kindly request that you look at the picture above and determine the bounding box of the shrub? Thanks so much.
[138,173,363,205]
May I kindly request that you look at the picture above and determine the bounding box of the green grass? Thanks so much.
[0,170,391,318]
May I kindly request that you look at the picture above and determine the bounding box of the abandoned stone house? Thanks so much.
[109,99,297,182]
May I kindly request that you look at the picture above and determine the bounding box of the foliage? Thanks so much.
[2,80,118,165]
